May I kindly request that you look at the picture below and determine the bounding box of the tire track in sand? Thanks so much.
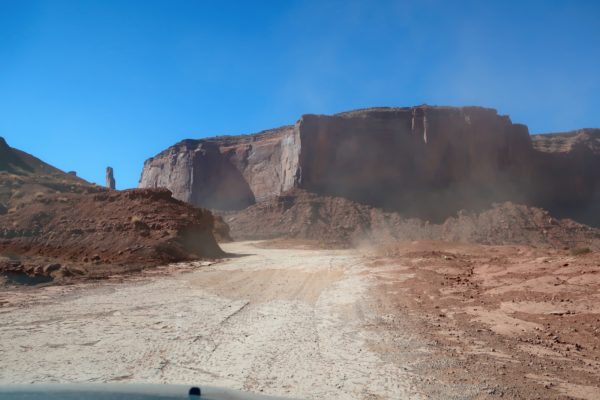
[0,241,425,399]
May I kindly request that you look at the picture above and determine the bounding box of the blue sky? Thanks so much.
[1,0,599,189]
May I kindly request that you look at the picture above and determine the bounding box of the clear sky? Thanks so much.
[1,0,599,189]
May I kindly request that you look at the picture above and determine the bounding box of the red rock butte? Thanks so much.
[139,106,600,226]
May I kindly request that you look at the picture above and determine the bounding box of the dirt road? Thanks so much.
[0,241,430,399]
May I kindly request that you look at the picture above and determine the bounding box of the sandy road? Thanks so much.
[0,241,427,399]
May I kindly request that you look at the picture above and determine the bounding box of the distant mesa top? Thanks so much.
[138,106,600,227]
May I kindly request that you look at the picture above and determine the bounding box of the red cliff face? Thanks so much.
[138,107,600,226]
[139,126,300,210]
[296,107,535,221]
[529,129,600,226]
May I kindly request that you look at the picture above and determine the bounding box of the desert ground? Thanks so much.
[1,240,599,399]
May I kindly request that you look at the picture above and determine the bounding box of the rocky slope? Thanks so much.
[224,189,600,250]
[139,106,600,226]
[0,136,99,213]
[0,188,223,281]
[0,138,224,283]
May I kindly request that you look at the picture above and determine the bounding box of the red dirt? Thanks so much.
[368,241,600,399]
[0,188,223,282]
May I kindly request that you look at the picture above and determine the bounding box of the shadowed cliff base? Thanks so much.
[222,189,600,250]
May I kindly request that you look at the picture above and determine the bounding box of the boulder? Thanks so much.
[43,263,62,274]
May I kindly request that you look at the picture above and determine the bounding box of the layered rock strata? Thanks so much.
[139,107,600,225]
